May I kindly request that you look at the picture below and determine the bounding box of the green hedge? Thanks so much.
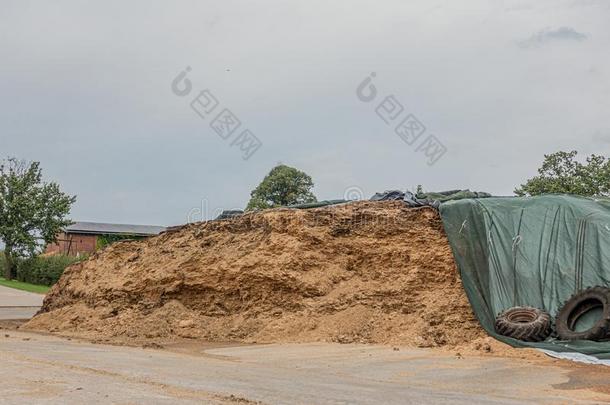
[0,253,84,286]
[96,234,144,250]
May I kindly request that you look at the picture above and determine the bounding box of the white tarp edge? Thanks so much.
[539,349,610,366]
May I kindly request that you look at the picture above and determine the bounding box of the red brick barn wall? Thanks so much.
[45,233,98,256]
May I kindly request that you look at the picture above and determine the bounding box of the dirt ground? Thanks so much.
[2,325,610,404]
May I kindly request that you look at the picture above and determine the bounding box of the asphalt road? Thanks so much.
[0,285,43,320]
[0,306,39,319]
[1,330,609,404]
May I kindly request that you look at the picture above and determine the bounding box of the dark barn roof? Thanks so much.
[65,222,166,237]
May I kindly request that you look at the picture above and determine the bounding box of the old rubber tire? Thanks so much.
[494,306,552,342]
[556,286,610,341]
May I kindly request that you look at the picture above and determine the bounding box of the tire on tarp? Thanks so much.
[556,286,610,342]
[494,306,552,342]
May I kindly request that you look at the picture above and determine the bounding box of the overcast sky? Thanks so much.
[2,0,609,226]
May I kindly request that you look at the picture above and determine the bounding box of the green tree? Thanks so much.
[246,164,317,210]
[0,159,76,279]
[515,151,610,197]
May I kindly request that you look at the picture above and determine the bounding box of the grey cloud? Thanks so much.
[1,1,608,227]
[592,130,610,145]
[519,26,588,48]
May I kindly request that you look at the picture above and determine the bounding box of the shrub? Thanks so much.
[96,234,143,250]
[0,253,5,275]
[15,255,84,286]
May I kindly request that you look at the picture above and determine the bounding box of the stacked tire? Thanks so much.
[495,306,552,342]
[555,286,610,342]
[494,286,610,342]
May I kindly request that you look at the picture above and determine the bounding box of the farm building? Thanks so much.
[45,222,167,256]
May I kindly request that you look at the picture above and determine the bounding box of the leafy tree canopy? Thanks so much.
[246,164,317,211]
[0,158,76,279]
[515,151,610,197]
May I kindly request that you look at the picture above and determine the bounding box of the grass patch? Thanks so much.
[0,277,50,294]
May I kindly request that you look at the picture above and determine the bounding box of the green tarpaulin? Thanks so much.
[439,194,610,358]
